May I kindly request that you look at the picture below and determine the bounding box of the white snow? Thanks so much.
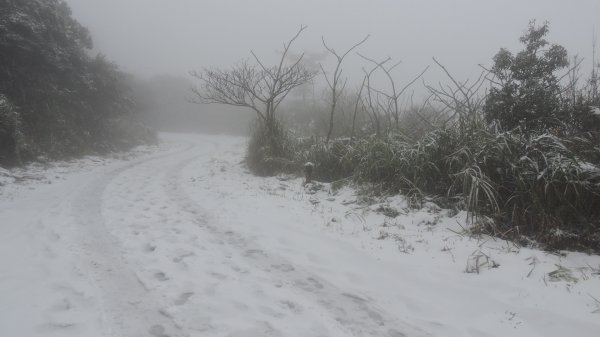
[1,133,599,337]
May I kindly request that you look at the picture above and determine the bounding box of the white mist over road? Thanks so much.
[1,133,599,337]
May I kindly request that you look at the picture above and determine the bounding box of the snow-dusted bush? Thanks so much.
[478,131,600,251]
[294,124,600,252]
[0,95,23,166]
[484,22,568,132]
[293,138,359,182]
[246,119,298,176]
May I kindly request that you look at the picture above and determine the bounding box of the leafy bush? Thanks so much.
[484,21,568,132]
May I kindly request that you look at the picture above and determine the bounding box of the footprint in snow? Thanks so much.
[306,277,324,289]
[342,292,366,303]
[244,249,267,258]
[280,300,303,314]
[271,264,294,272]
[172,252,194,263]
[149,324,169,337]
[225,322,282,337]
[154,272,169,282]
[208,271,227,280]
[387,329,408,337]
[174,292,194,305]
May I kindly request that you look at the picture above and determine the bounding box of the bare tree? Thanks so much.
[190,25,315,151]
[360,57,390,136]
[350,75,367,139]
[320,35,369,142]
[425,57,488,129]
[358,53,429,130]
[361,62,381,135]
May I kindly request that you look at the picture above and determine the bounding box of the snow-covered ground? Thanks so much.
[0,133,599,337]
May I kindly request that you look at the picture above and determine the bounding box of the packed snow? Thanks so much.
[0,133,599,337]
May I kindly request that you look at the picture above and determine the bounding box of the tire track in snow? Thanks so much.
[71,142,198,337]
[164,147,432,337]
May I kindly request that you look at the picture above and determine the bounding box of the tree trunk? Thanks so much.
[326,105,335,142]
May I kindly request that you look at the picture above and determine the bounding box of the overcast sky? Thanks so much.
[65,0,599,96]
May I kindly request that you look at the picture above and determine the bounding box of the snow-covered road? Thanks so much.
[1,133,599,337]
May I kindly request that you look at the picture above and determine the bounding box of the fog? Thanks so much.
[132,74,253,135]
[3,2,600,334]
[64,0,600,134]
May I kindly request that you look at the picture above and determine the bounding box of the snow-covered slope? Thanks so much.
[0,133,598,337]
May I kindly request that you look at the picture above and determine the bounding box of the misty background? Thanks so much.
[65,0,600,135]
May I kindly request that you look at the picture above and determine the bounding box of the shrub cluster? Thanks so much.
[245,22,600,253]
[246,119,298,176]
[248,121,600,252]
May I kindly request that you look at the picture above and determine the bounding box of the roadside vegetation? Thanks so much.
[0,0,155,167]
[193,22,600,253]
[1,2,597,253]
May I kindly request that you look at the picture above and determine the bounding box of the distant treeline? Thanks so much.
[0,0,155,167]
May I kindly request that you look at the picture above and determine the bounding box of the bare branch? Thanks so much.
[321,35,370,142]
[425,57,488,129]
[190,26,314,128]
[396,66,430,100]
[359,53,426,131]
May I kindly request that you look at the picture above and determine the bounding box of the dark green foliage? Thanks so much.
[0,0,154,166]
[355,130,458,196]
[294,138,358,182]
[0,95,23,165]
[462,130,600,252]
[484,22,569,132]
[292,126,600,252]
